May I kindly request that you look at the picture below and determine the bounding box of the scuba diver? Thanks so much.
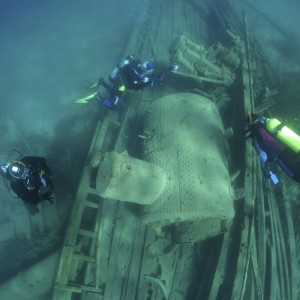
[246,113,300,184]
[0,154,54,215]
[72,55,179,109]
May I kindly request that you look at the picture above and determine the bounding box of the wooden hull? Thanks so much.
[52,1,297,299]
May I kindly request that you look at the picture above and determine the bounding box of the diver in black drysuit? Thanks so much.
[96,55,178,109]
[0,156,54,215]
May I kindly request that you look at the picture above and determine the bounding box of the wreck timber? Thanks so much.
[52,1,297,299]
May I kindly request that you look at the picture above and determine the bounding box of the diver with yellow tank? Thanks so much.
[246,113,300,184]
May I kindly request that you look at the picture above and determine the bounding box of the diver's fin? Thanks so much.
[89,81,99,89]
[89,77,105,89]
[71,92,98,104]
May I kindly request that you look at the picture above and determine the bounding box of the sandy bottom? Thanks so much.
[0,0,141,141]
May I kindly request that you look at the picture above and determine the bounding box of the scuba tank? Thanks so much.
[266,118,300,153]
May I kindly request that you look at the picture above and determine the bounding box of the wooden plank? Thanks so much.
[102,205,140,299]
[52,287,72,300]
[169,244,196,299]
[250,219,263,299]
[55,283,103,294]
[78,229,97,238]
[206,233,231,300]
[268,186,291,300]
[94,116,112,151]
[85,200,99,209]
[265,188,284,300]
[254,164,267,294]
[282,199,298,300]
[95,225,103,290]
[73,253,96,263]
[96,201,119,288]
[231,27,257,297]
[241,204,256,299]
[135,228,158,300]
[88,187,100,197]
[56,246,75,284]
[122,224,147,299]
[269,239,280,300]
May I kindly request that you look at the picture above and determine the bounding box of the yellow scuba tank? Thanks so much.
[266,118,300,153]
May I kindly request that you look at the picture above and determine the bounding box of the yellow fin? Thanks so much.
[71,92,97,104]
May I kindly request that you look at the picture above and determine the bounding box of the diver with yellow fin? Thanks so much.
[246,113,300,184]
[72,55,179,109]
[72,78,123,110]
[71,92,98,105]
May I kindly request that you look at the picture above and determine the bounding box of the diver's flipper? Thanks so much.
[89,81,99,89]
[89,77,105,89]
[71,92,98,104]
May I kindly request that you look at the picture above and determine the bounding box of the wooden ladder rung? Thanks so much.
[78,229,97,238]
[85,200,99,209]
[73,253,96,263]
[55,283,103,294]
[88,187,99,197]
